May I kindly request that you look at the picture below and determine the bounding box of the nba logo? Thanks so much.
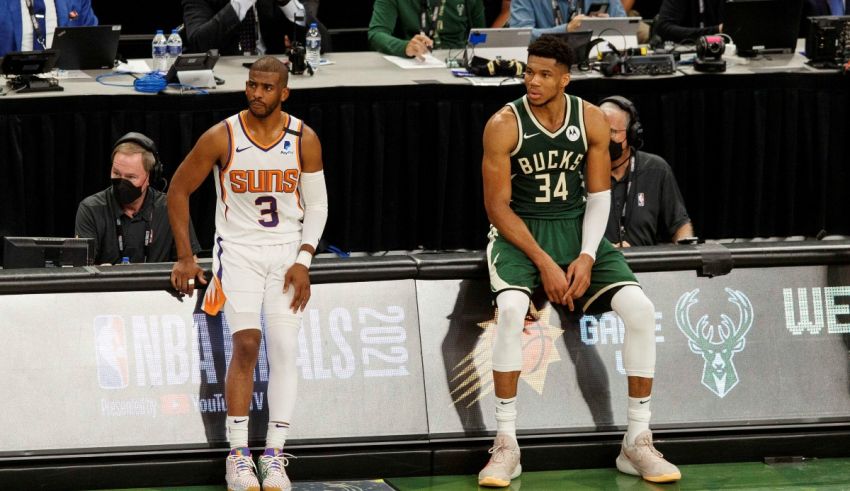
[637,192,645,207]
[94,315,130,389]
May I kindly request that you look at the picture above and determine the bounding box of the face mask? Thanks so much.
[111,178,143,206]
[609,139,626,162]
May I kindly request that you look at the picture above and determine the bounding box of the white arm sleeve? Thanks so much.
[298,169,328,252]
[279,0,307,25]
[230,0,255,21]
[580,189,611,261]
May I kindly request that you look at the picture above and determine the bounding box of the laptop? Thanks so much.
[542,30,594,65]
[723,0,803,57]
[579,16,641,55]
[51,25,121,69]
[467,27,533,61]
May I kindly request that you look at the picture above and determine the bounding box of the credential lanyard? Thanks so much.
[420,0,440,41]
[116,215,151,264]
[617,154,636,244]
[24,0,46,50]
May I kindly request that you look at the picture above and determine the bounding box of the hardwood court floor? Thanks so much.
[90,457,850,490]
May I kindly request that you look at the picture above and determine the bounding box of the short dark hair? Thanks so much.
[527,36,576,68]
[250,56,289,87]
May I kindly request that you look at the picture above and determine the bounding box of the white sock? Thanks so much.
[226,415,250,449]
[626,396,651,446]
[495,396,517,440]
[266,420,290,451]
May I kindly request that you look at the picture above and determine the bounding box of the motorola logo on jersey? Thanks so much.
[565,125,581,142]
[675,288,754,399]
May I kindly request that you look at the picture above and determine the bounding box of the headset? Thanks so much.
[112,132,164,187]
[598,95,643,148]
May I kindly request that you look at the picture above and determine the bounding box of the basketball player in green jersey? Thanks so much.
[478,36,681,486]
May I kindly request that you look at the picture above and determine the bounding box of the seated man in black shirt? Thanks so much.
[654,0,723,44]
[599,96,694,247]
[75,133,200,264]
[182,0,329,55]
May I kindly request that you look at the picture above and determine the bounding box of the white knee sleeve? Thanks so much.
[492,290,530,372]
[611,285,656,378]
[264,313,301,424]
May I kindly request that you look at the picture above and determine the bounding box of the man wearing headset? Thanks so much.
[75,133,201,265]
[599,96,693,247]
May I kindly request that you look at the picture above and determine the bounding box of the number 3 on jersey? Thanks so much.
[535,171,569,203]
[255,196,279,227]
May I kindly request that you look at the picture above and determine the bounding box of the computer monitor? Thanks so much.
[542,30,594,65]
[2,237,94,269]
[51,25,121,70]
[468,28,533,61]
[724,0,803,57]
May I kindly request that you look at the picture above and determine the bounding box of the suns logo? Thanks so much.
[449,304,564,408]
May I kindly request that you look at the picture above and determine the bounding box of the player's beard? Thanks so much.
[527,92,558,108]
[249,99,277,119]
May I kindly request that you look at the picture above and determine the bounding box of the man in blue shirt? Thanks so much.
[0,0,97,57]
[510,0,627,40]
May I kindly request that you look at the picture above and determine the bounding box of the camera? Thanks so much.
[694,35,726,72]
[287,43,313,75]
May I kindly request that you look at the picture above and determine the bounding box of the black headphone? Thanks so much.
[112,132,164,186]
[598,95,643,148]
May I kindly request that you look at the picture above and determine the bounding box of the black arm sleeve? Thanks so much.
[182,0,241,53]
[654,0,720,43]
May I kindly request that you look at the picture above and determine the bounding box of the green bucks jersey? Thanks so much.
[507,93,588,219]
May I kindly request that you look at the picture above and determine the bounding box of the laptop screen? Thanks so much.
[51,25,121,70]
[723,0,803,57]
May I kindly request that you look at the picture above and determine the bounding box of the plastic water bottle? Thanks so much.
[152,29,167,73]
[120,256,130,265]
[166,29,183,70]
[305,22,321,72]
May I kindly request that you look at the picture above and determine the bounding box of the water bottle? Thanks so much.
[151,29,167,73]
[120,256,130,265]
[305,22,321,72]
[166,29,183,70]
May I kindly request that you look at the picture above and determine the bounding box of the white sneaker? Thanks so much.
[616,431,681,483]
[225,448,261,491]
[258,449,293,491]
[478,433,522,487]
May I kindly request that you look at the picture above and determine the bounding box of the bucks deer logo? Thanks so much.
[675,288,754,398]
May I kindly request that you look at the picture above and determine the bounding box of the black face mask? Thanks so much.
[111,178,143,206]
[609,139,625,162]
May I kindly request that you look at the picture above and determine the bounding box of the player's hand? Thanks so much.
[405,33,433,60]
[563,253,594,311]
[613,240,631,248]
[539,256,570,305]
[171,256,207,297]
[567,15,587,32]
[283,263,311,313]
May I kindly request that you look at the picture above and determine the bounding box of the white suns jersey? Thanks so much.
[213,111,305,245]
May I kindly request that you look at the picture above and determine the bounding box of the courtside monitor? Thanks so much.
[2,237,94,269]
[724,0,803,57]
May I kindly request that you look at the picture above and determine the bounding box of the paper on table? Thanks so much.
[383,53,446,69]
[115,59,154,74]
[466,77,523,86]
[53,69,92,79]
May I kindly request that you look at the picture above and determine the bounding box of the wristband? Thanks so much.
[295,250,313,268]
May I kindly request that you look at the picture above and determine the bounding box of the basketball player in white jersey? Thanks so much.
[168,56,328,491]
